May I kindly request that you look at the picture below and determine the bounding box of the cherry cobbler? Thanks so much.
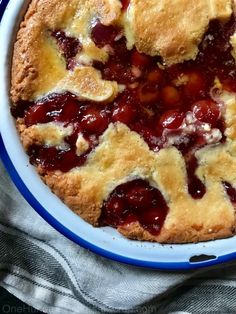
[11,0,236,243]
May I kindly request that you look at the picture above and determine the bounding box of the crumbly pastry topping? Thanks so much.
[11,0,121,102]
[76,134,90,156]
[19,121,73,150]
[10,0,236,243]
[124,0,233,65]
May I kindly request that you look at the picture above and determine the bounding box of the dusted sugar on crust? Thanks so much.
[124,0,232,65]
[11,0,121,102]
[10,0,236,243]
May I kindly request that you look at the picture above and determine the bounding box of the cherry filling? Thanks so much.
[223,182,236,203]
[28,145,87,173]
[99,180,168,235]
[91,22,120,48]
[186,156,206,199]
[13,14,236,234]
[120,0,130,11]
[51,30,82,70]
[24,93,80,125]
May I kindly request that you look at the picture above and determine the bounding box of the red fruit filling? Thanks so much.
[159,110,184,130]
[112,102,136,124]
[81,108,109,134]
[182,71,206,98]
[161,86,182,107]
[99,180,168,236]
[120,0,130,11]
[186,156,206,199]
[28,145,87,173]
[12,15,236,234]
[192,100,220,126]
[51,30,82,70]
[91,22,120,48]
[131,51,152,69]
[223,182,236,203]
[24,93,81,125]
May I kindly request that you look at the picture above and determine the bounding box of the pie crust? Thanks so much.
[124,0,232,65]
[10,0,236,243]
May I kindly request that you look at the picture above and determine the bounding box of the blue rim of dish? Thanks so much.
[1,0,236,271]
[0,0,8,20]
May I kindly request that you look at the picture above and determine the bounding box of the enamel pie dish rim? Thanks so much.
[1,0,236,270]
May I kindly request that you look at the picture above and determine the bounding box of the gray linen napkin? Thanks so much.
[1,159,236,314]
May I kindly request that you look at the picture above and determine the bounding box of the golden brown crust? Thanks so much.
[18,120,73,150]
[53,67,118,102]
[124,0,232,65]
[11,0,236,243]
[11,0,121,102]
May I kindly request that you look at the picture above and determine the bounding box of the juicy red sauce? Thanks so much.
[51,30,82,70]
[28,145,87,173]
[186,156,206,199]
[223,182,236,203]
[99,180,168,235]
[24,93,81,126]
[91,22,120,48]
[120,0,130,11]
[13,15,236,234]
[94,38,137,84]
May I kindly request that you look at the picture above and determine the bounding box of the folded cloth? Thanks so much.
[1,162,236,314]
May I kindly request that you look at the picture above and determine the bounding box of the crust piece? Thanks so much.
[124,0,232,65]
[11,0,121,102]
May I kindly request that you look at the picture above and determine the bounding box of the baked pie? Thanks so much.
[11,0,236,243]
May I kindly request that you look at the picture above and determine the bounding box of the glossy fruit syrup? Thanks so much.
[12,14,236,235]
[99,180,168,235]
[223,182,236,203]
[51,30,82,70]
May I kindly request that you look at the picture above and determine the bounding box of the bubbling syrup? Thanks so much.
[100,180,168,236]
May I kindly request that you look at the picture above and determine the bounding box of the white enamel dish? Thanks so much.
[1,0,236,270]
